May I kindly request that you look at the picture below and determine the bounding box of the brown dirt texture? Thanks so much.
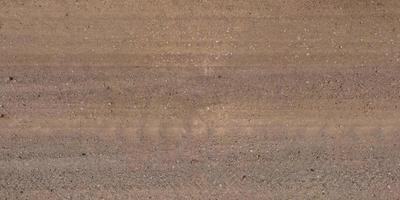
[1,0,400,199]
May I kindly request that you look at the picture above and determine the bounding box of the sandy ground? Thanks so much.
[1,0,400,199]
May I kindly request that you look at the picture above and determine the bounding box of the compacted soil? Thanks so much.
[1,0,400,199]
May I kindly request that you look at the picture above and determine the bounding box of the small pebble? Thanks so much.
[5,77,14,82]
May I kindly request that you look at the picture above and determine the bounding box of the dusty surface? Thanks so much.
[1,0,400,199]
